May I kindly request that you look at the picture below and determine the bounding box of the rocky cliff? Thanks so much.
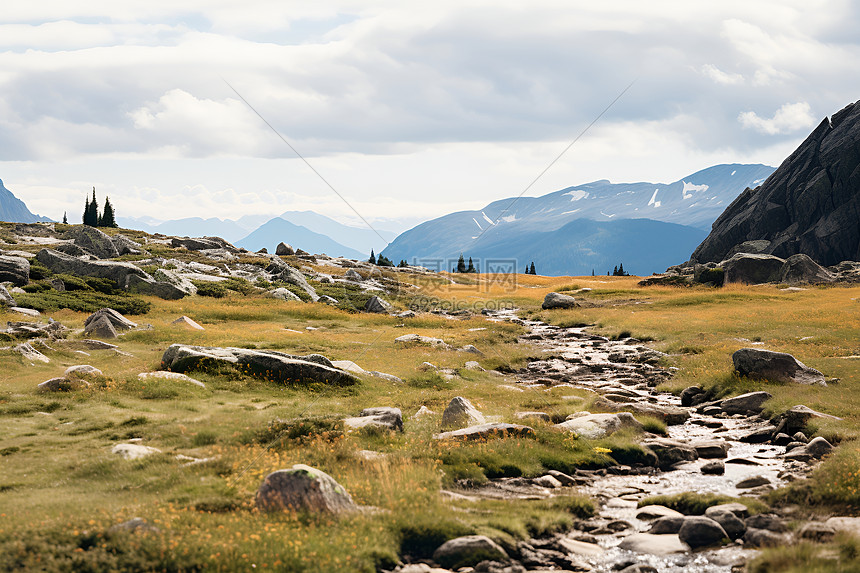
[692,100,860,266]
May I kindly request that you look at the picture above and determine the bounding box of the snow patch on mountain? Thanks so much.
[481,211,495,226]
[564,189,590,201]
[648,189,661,208]
[472,218,483,231]
[682,181,709,200]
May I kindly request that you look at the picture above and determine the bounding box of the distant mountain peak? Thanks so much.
[0,178,51,223]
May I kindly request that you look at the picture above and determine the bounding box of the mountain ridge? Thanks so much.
[0,179,51,223]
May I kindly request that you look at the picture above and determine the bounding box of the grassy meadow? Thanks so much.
[2,269,860,571]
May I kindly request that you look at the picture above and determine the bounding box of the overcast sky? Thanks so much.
[1,1,858,231]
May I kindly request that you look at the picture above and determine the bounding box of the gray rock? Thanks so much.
[701,461,726,475]
[649,516,685,534]
[545,470,577,486]
[161,344,359,386]
[680,385,709,407]
[38,377,89,392]
[691,100,860,267]
[0,254,30,286]
[720,390,773,415]
[344,407,403,432]
[743,527,787,547]
[745,514,788,533]
[642,438,698,469]
[85,308,137,331]
[532,474,563,488]
[14,342,50,363]
[84,315,118,339]
[111,234,145,256]
[780,254,836,284]
[433,423,534,441]
[319,295,338,305]
[440,396,485,429]
[126,273,193,300]
[619,566,658,573]
[112,443,161,460]
[514,411,551,423]
[0,284,16,306]
[36,248,147,289]
[678,516,729,549]
[798,522,836,542]
[64,225,120,259]
[395,333,449,347]
[152,268,198,296]
[774,405,841,435]
[64,365,103,380]
[541,292,578,310]
[107,517,159,535]
[364,296,392,313]
[733,348,826,385]
[276,242,294,256]
[617,533,688,554]
[721,253,786,284]
[433,535,508,569]
[344,269,363,281]
[268,287,302,301]
[255,464,357,514]
[804,436,835,458]
[591,396,689,425]
[707,510,746,540]
[705,503,750,519]
[555,412,643,439]
[265,256,318,300]
[636,505,684,520]
[736,475,770,489]
[171,237,227,251]
[693,441,730,458]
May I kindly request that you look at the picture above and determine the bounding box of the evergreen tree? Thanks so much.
[99,196,117,227]
[591,269,595,276]
[84,187,99,226]
[368,250,376,264]
[613,265,618,276]
[466,257,475,273]
[529,261,536,275]
[618,262,625,276]
[398,260,408,268]
[525,265,529,274]
[83,196,91,225]
[456,254,466,273]
[377,255,393,267]
[62,212,68,224]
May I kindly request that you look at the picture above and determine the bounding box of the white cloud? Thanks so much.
[700,64,743,85]
[738,102,817,135]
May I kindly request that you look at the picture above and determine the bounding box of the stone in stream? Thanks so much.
[541,292,578,309]
[745,514,788,532]
[432,535,508,569]
[692,441,730,458]
[705,509,746,540]
[701,460,726,475]
[619,565,659,573]
[798,522,836,542]
[617,533,689,554]
[441,397,486,429]
[555,412,643,439]
[678,516,729,549]
[705,503,750,519]
[649,516,686,534]
[785,436,834,460]
[636,505,684,520]
[719,391,773,415]
[743,528,788,547]
[545,470,577,486]
[736,475,771,489]
[255,464,357,514]
[641,438,698,469]
[739,426,777,443]
[591,396,689,425]
[733,348,827,386]
[532,475,563,488]
[680,385,711,407]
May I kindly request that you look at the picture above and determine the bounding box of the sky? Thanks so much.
[1,1,858,232]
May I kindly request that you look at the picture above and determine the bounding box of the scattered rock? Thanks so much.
[4,320,67,339]
[0,254,30,286]
[255,464,357,514]
[677,516,729,549]
[636,505,685,520]
[532,475,563,488]
[780,254,836,284]
[464,360,484,371]
[344,269,363,281]
[705,503,750,520]
[172,316,204,330]
[617,533,688,554]
[721,253,786,284]
[107,517,159,535]
[649,516,685,534]
[433,423,535,441]
[433,535,508,569]
[395,333,449,347]
[774,405,841,435]
[161,344,360,385]
[14,342,50,363]
[555,412,643,439]
[84,315,118,339]
[138,371,206,388]
[37,377,89,392]
[591,396,689,425]
[733,348,826,385]
[111,234,145,257]
[541,292,578,310]
[642,438,698,469]
[743,528,787,547]
[0,284,16,306]
[276,242,294,256]
[706,510,746,540]
[736,475,771,489]
[365,296,392,313]
[112,443,161,460]
[680,385,710,407]
[719,390,773,415]
[514,411,551,423]
[701,461,726,475]
[63,225,120,259]
[9,307,40,317]
[64,364,103,380]
[36,249,152,293]
[268,287,302,301]
[441,396,486,429]
[693,441,730,458]
[413,405,435,419]
[745,514,788,533]
[798,522,836,542]
[344,407,403,432]
[85,308,137,331]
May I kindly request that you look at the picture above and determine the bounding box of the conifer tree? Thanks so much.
[529,262,536,275]
[99,196,118,227]
[456,254,466,273]
[62,212,68,224]
[84,187,99,226]
[83,196,91,225]
[467,257,475,273]
[369,250,376,264]
[613,265,618,276]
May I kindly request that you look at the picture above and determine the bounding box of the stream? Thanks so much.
[478,309,813,572]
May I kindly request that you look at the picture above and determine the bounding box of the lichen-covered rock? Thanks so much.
[255,464,357,514]
[63,225,119,259]
[556,412,643,439]
[721,253,785,284]
[344,407,403,432]
[64,365,103,380]
[541,292,578,310]
[441,396,486,429]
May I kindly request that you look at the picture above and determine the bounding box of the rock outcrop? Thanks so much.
[0,254,30,286]
[733,348,826,386]
[692,100,860,266]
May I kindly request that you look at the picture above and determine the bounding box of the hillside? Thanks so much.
[381,164,773,275]
[235,217,367,259]
[0,179,51,223]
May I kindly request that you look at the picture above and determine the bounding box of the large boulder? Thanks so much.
[255,464,357,514]
[84,308,137,331]
[733,348,826,385]
[542,292,578,310]
[721,253,785,284]
[441,396,486,429]
[63,226,119,259]
[432,535,508,569]
[276,242,294,256]
[642,438,698,469]
[171,237,226,251]
[719,390,773,415]
[678,516,729,549]
[365,296,392,313]
[36,248,146,289]
[111,233,145,256]
[779,254,836,284]
[264,256,318,301]
[268,287,302,301]
[160,344,360,386]
[691,100,860,266]
[152,269,198,296]
[84,315,118,339]
[126,273,193,300]
[773,404,842,435]
[344,407,403,432]
[556,412,643,439]
[0,255,30,286]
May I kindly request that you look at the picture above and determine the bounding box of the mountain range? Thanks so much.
[0,179,50,223]
[380,163,775,276]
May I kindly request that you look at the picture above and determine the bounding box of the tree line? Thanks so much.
[73,187,118,228]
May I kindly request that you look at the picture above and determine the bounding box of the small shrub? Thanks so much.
[14,291,150,314]
[192,280,228,298]
[406,371,449,389]
[250,416,344,447]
